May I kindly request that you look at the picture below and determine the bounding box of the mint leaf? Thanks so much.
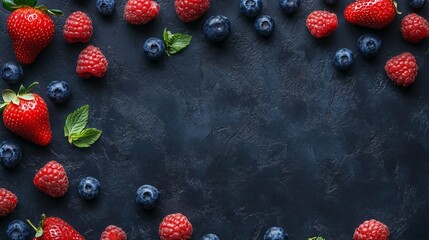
[70,128,102,148]
[163,28,192,56]
[64,105,89,137]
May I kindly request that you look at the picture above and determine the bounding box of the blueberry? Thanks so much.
[136,184,159,209]
[78,177,100,200]
[96,0,116,16]
[6,220,29,240]
[201,233,220,240]
[254,15,275,37]
[279,0,301,14]
[1,61,23,85]
[0,141,22,168]
[143,37,166,61]
[264,227,288,240]
[204,15,231,42]
[334,48,354,70]
[409,0,426,8]
[357,33,381,58]
[46,81,71,104]
[239,0,262,18]
[324,0,337,4]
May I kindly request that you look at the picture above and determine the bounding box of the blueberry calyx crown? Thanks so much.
[0,82,38,110]
[2,0,63,16]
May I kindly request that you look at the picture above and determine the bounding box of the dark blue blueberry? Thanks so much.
[201,233,220,240]
[254,15,275,37]
[264,227,288,240]
[78,177,100,200]
[324,0,337,5]
[204,15,231,42]
[0,141,22,168]
[409,0,426,8]
[1,61,23,85]
[6,220,29,240]
[279,0,301,14]
[46,81,71,104]
[240,0,262,18]
[334,48,354,70]
[357,33,381,58]
[143,37,166,61]
[96,0,116,16]
[136,184,159,209]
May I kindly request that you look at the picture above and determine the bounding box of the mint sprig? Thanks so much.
[64,105,102,148]
[163,28,192,56]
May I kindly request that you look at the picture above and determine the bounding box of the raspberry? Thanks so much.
[175,0,210,22]
[63,11,93,43]
[124,0,159,25]
[306,10,338,38]
[353,219,389,240]
[384,52,418,87]
[76,45,109,79]
[101,225,127,240]
[401,13,429,43]
[33,160,69,197]
[0,188,18,217]
[159,213,193,240]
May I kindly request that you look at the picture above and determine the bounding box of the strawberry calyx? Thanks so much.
[2,0,62,16]
[26,213,46,238]
[392,0,401,14]
[0,82,38,110]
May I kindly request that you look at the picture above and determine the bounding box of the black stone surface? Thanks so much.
[1,0,429,239]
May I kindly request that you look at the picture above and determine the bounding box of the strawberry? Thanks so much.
[401,13,429,43]
[4,0,62,64]
[0,82,52,146]
[344,0,398,29]
[306,10,338,38]
[76,45,109,79]
[63,11,93,43]
[33,160,69,197]
[159,213,193,240]
[384,52,418,87]
[27,214,84,240]
[123,0,159,25]
[0,188,18,217]
[101,225,127,240]
[175,0,210,22]
[353,219,389,240]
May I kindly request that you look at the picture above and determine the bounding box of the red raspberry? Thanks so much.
[0,188,18,217]
[175,0,210,23]
[101,225,127,240]
[76,45,109,79]
[384,52,418,87]
[401,13,429,43]
[63,11,93,43]
[306,10,338,38]
[124,0,159,25]
[159,213,193,240]
[33,160,69,197]
[353,219,389,240]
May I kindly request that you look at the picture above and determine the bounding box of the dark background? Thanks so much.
[1,0,429,239]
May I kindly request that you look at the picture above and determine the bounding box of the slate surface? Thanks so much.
[1,0,429,239]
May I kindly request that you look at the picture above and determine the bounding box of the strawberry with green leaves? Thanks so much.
[344,0,399,29]
[27,214,84,240]
[0,82,52,146]
[3,0,62,64]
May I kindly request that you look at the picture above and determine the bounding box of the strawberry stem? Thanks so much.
[26,219,38,231]
[27,214,46,238]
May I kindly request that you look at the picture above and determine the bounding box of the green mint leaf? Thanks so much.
[64,105,89,137]
[2,0,17,11]
[14,0,36,7]
[71,128,102,148]
[163,28,192,56]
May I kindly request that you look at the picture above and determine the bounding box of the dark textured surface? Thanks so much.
[1,0,429,239]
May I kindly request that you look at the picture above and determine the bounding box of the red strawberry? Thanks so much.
[175,0,210,23]
[353,219,389,240]
[0,188,18,217]
[344,0,398,29]
[306,10,338,38]
[76,45,109,79]
[33,160,69,197]
[401,13,429,43]
[384,52,418,87]
[100,225,127,240]
[5,4,62,65]
[63,11,93,43]
[0,82,52,146]
[27,214,84,240]
[159,213,193,240]
[124,0,159,25]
